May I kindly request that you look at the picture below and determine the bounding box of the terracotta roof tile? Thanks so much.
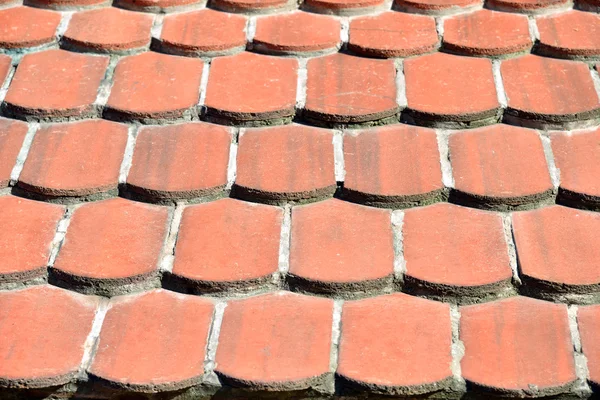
[289,198,394,296]
[513,205,600,302]
[0,196,63,285]
[1,2,600,398]
[460,297,576,396]
[62,8,153,54]
[126,122,231,201]
[403,52,500,127]
[0,6,61,50]
[536,10,600,59]
[0,118,27,188]
[448,124,554,209]
[552,127,600,208]
[157,9,247,56]
[338,293,453,395]
[234,124,336,203]
[403,203,513,301]
[442,9,532,57]
[169,198,282,293]
[0,285,100,388]
[348,12,438,58]
[342,124,444,207]
[305,53,398,126]
[215,291,333,390]
[501,55,600,128]
[88,290,214,391]
[105,52,204,122]
[204,52,298,125]
[17,120,128,200]
[52,198,168,296]
[253,11,341,55]
[3,49,109,120]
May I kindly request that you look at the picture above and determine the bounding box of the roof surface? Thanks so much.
[0,0,600,398]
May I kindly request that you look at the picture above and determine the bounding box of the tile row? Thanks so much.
[2,287,600,398]
[2,49,600,129]
[2,6,600,59]
[1,0,598,14]
[3,194,600,303]
[2,118,600,211]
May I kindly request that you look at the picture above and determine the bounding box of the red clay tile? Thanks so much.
[0,6,61,49]
[3,49,108,120]
[115,0,204,12]
[53,198,168,294]
[62,8,153,53]
[403,203,513,298]
[348,12,438,58]
[305,53,398,125]
[127,122,231,201]
[106,52,203,122]
[0,118,27,188]
[513,206,600,296]
[216,291,333,389]
[501,55,600,126]
[487,0,568,11]
[171,199,282,291]
[536,11,600,59]
[577,305,600,389]
[343,125,444,207]
[212,0,289,12]
[460,297,576,395]
[18,120,128,199]
[443,9,532,56]
[89,290,214,391]
[404,53,499,127]
[24,0,109,10]
[289,198,394,294]
[0,196,63,284]
[0,55,10,84]
[205,52,297,125]
[449,125,553,208]
[253,12,341,55]
[158,9,247,56]
[234,124,336,202]
[304,0,385,14]
[338,294,452,395]
[394,0,480,14]
[552,128,600,207]
[0,285,99,388]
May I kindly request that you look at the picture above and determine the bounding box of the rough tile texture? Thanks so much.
[348,12,438,58]
[234,124,336,202]
[63,8,153,53]
[0,6,61,49]
[89,290,214,391]
[3,50,109,120]
[215,292,333,390]
[460,297,576,396]
[0,196,63,284]
[289,198,394,295]
[337,294,453,395]
[342,125,444,207]
[170,199,282,292]
[0,285,99,388]
[403,203,513,300]
[126,122,231,201]
[404,52,499,127]
[1,3,600,399]
[305,53,398,125]
[204,52,298,125]
[106,52,204,122]
[18,120,128,198]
